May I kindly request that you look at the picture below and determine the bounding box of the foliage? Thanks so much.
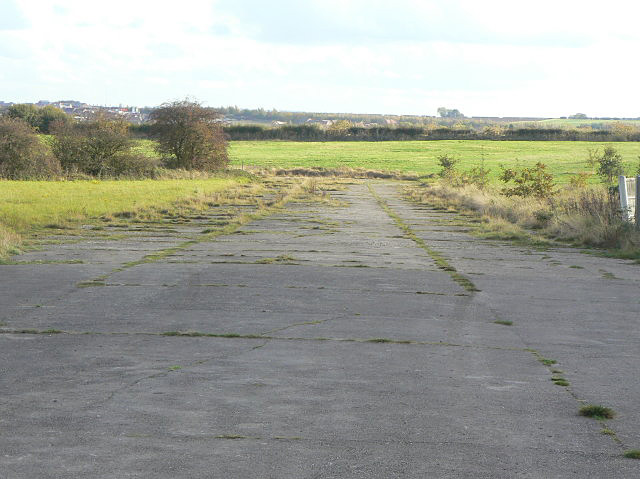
[50,115,151,177]
[150,100,229,171]
[568,171,593,188]
[437,154,458,178]
[7,103,71,134]
[327,119,353,135]
[593,146,625,184]
[499,162,555,198]
[463,163,491,189]
[0,117,61,179]
[437,107,464,118]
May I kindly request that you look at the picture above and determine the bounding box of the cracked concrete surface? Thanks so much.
[1,181,639,478]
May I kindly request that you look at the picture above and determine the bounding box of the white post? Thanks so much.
[619,175,629,219]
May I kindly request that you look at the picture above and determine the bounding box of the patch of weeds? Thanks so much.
[538,357,557,366]
[579,404,616,420]
[0,259,85,265]
[569,265,584,269]
[623,450,640,459]
[601,428,616,436]
[599,270,617,280]
[77,280,107,288]
[493,320,513,326]
[215,434,248,440]
[551,377,570,386]
[167,365,182,371]
[255,254,298,264]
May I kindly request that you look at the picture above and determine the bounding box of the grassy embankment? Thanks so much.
[0,175,248,257]
[227,140,640,183]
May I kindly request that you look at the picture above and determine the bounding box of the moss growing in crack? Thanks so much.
[624,450,640,459]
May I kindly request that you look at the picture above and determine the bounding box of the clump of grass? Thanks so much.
[0,223,22,258]
[579,404,616,420]
[551,377,570,386]
[215,434,248,440]
[493,320,513,326]
[624,450,640,459]
[538,357,557,366]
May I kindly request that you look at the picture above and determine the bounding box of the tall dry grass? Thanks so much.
[406,182,640,255]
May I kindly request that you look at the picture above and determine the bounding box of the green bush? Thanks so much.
[0,117,61,179]
[7,103,71,134]
[51,115,142,177]
[594,146,625,184]
[499,162,555,198]
[437,154,458,178]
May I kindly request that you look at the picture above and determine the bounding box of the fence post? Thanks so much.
[636,176,640,230]
[619,175,629,219]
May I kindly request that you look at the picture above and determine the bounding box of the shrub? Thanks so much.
[464,163,491,189]
[499,162,554,198]
[7,103,71,134]
[437,154,458,178]
[50,115,140,177]
[594,146,625,184]
[0,117,61,179]
[568,172,592,188]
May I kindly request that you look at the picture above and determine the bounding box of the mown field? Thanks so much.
[228,140,640,183]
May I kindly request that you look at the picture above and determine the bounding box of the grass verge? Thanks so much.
[0,172,252,258]
[405,182,640,259]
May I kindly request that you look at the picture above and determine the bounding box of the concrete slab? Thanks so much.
[1,180,638,477]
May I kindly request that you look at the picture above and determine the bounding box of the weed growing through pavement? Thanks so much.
[579,404,616,420]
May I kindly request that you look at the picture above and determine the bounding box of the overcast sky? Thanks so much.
[1,0,639,117]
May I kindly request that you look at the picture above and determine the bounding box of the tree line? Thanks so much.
[218,124,640,142]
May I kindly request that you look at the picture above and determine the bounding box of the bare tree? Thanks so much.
[150,100,229,171]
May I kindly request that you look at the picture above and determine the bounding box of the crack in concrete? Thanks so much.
[367,183,479,293]
[0,327,532,353]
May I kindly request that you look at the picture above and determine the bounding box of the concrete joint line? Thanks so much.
[366,183,479,293]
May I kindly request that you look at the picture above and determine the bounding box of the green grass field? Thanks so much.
[0,177,243,234]
[228,140,640,183]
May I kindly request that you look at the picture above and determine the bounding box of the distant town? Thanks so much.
[0,99,150,124]
[2,100,640,130]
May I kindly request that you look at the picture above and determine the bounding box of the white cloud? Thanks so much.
[1,0,638,116]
